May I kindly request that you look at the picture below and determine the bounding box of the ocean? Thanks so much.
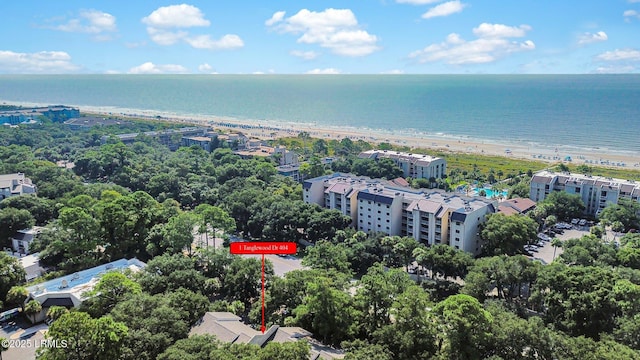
[1,74,639,154]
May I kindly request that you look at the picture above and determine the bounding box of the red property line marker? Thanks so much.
[230,242,297,333]
[261,254,265,333]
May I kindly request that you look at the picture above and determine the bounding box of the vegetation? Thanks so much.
[2,120,640,359]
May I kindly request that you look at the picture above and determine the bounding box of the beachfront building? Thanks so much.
[358,150,447,180]
[24,258,146,323]
[182,136,214,152]
[0,172,37,200]
[530,170,640,216]
[304,173,497,255]
[101,127,208,150]
[0,106,80,125]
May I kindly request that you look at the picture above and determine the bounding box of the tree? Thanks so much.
[531,264,622,338]
[558,234,618,267]
[354,264,413,337]
[46,306,69,323]
[290,277,357,347]
[0,337,7,360]
[373,285,438,360]
[24,299,42,323]
[157,335,220,360]
[0,194,55,225]
[540,191,585,221]
[161,212,198,254]
[5,285,28,309]
[0,253,26,305]
[194,204,236,250]
[433,294,493,360]
[480,213,538,256]
[599,198,640,232]
[38,312,128,360]
[0,207,34,245]
[551,237,562,261]
[302,240,352,275]
[137,254,206,295]
[82,272,142,317]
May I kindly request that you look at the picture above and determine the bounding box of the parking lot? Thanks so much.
[526,226,590,265]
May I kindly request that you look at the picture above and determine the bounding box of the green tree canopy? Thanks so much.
[480,213,538,256]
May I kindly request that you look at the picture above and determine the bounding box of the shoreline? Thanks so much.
[5,100,640,169]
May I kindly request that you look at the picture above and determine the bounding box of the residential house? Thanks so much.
[190,312,344,359]
[0,173,37,200]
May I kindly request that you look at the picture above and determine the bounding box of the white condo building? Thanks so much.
[0,173,37,200]
[530,170,640,216]
[304,173,497,255]
[358,150,447,179]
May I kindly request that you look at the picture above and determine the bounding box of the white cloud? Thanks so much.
[128,62,188,74]
[198,63,212,72]
[472,23,531,38]
[380,69,405,74]
[577,31,608,45]
[593,65,636,74]
[290,50,320,60]
[422,1,466,19]
[142,4,210,28]
[46,9,117,40]
[624,9,640,21]
[0,50,80,74]
[596,48,640,62]
[185,34,244,49]
[267,8,380,57]
[306,68,341,74]
[409,23,535,65]
[142,4,243,50]
[396,0,441,4]
[265,11,286,26]
[147,28,188,45]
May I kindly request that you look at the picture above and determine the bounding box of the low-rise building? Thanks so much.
[304,173,497,255]
[530,170,640,216]
[24,258,146,323]
[11,228,42,255]
[498,198,537,216]
[0,106,79,125]
[358,150,447,180]
[19,253,45,282]
[277,164,301,182]
[0,173,37,200]
[181,136,213,152]
[190,312,344,359]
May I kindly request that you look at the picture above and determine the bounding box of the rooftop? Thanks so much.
[27,258,146,298]
[531,170,640,190]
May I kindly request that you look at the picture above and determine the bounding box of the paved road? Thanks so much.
[245,254,306,277]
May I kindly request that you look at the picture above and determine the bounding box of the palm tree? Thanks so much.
[551,238,562,261]
[24,300,42,324]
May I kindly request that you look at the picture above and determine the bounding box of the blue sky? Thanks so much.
[1,1,639,74]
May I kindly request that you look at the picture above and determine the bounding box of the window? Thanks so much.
[359,219,363,223]
[378,210,381,214]
[386,219,390,223]
[386,205,390,208]
[386,212,390,216]
[455,237,460,241]
[455,229,460,233]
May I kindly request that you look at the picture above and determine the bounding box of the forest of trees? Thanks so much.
[1,121,640,359]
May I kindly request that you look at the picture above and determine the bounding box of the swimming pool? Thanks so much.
[473,187,508,199]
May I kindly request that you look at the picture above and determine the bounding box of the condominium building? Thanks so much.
[303,173,497,255]
[530,170,640,216]
[358,150,447,179]
[0,173,37,200]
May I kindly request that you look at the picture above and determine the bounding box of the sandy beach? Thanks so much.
[76,104,640,170]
